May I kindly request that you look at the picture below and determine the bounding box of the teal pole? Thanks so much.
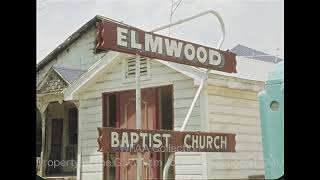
[258,61,284,179]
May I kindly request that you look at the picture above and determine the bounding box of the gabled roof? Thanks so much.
[37,66,86,93]
[230,44,283,63]
[53,66,86,84]
[36,67,69,93]
[36,15,127,72]
[64,51,122,100]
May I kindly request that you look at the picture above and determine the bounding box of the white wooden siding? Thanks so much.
[37,27,105,86]
[206,86,264,179]
[78,59,206,180]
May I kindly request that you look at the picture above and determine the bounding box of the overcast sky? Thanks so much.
[37,0,284,63]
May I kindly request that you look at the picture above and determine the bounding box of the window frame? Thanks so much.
[68,107,78,145]
[122,56,151,83]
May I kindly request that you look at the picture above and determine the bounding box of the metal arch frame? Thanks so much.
[149,10,226,180]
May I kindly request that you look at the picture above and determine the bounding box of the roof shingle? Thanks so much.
[53,66,86,84]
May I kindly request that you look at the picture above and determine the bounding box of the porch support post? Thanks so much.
[72,101,82,180]
[37,98,49,177]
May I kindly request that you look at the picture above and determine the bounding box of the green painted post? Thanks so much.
[258,61,284,179]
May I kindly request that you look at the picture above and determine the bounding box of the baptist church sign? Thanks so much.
[98,127,236,153]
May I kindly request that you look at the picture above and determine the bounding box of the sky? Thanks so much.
[36,0,284,63]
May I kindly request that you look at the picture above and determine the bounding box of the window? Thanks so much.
[103,94,117,127]
[102,93,117,180]
[68,107,78,145]
[122,56,150,83]
[159,86,173,130]
[66,107,78,160]
[36,109,42,157]
[157,86,175,179]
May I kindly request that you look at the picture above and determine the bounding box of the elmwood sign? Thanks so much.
[96,19,237,73]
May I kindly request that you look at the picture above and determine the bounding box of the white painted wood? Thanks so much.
[209,104,260,117]
[206,151,264,161]
[209,113,260,126]
[76,60,206,179]
[151,65,177,75]
[174,88,198,99]
[206,87,264,178]
[77,102,82,180]
[174,152,202,155]
[81,155,103,165]
[64,51,122,100]
[200,86,209,132]
[79,106,102,115]
[208,86,259,100]
[175,155,202,165]
[236,142,263,152]
[209,94,259,108]
[175,165,203,175]
[175,175,204,179]
[81,147,101,156]
[81,138,100,147]
[37,27,105,86]
[207,169,265,179]
[209,122,261,134]
[80,130,100,140]
[81,172,102,180]
[207,159,264,170]
[80,98,102,107]
[173,79,196,90]
[81,81,175,100]
[174,125,200,131]
[69,49,267,179]
[174,107,200,118]
[174,117,201,126]
[174,98,200,109]
[200,86,209,180]
[155,59,203,82]
[66,57,190,101]
[82,164,103,173]
[236,134,263,143]
[207,77,264,92]
[81,122,102,132]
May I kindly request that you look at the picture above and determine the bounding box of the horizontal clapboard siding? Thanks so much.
[37,27,103,86]
[78,59,206,179]
[81,172,102,180]
[207,85,264,179]
[173,79,205,179]
[81,147,101,156]
[206,169,265,179]
[81,155,103,164]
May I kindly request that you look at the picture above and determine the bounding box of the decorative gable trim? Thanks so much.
[37,68,70,94]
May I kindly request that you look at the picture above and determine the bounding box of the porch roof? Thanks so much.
[53,66,86,84]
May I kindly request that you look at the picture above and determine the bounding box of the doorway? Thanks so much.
[46,118,63,174]
[102,85,174,180]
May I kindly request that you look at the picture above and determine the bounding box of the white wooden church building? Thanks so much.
[36,15,279,180]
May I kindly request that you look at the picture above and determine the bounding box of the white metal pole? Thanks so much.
[135,54,142,180]
[150,10,225,47]
[156,10,226,180]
